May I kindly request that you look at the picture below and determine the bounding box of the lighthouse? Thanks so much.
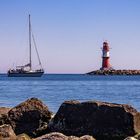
[100,41,112,70]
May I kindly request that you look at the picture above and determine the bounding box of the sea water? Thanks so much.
[0,74,140,113]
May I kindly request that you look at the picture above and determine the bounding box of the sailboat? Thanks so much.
[7,15,44,77]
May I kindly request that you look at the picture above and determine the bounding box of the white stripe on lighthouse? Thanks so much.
[103,51,110,57]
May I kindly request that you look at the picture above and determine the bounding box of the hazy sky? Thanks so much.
[0,0,140,73]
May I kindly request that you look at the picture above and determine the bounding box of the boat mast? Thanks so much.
[29,14,32,70]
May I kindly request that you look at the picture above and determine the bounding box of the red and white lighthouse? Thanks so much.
[100,41,112,70]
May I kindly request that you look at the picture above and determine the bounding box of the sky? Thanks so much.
[0,0,140,74]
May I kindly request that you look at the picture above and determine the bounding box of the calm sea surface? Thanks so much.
[0,74,140,112]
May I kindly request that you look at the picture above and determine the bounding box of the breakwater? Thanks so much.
[0,98,140,140]
[87,70,140,75]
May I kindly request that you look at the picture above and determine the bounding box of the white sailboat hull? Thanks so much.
[8,71,44,77]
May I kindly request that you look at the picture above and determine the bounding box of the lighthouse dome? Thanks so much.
[103,41,108,45]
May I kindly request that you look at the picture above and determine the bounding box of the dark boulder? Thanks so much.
[8,98,52,137]
[48,100,140,140]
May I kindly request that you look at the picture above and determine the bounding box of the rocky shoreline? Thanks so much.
[87,70,140,75]
[0,98,140,140]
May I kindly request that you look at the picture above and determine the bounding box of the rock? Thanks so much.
[0,124,16,139]
[0,107,11,126]
[0,114,9,126]
[48,100,140,140]
[34,132,95,140]
[80,135,96,140]
[0,107,11,115]
[8,98,52,137]
[134,133,140,140]
[87,70,140,75]
[68,136,80,140]
[16,133,31,140]
[34,132,68,140]
[124,137,138,140]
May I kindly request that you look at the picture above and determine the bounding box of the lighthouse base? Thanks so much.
[87,69,140,75]
[100,67,114,71]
